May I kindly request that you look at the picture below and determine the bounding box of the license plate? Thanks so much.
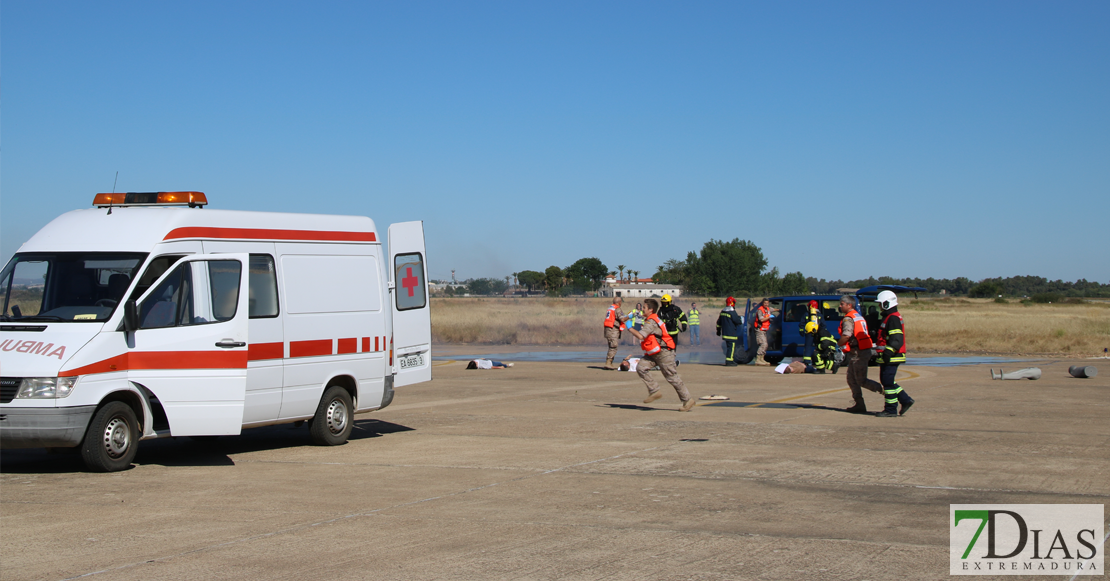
[399,353,425,369]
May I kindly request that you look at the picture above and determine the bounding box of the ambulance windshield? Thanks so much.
[0,252,148,322]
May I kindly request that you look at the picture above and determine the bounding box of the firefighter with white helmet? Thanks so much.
[874,290,915,417]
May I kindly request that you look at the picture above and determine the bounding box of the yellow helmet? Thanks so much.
[805,321,818,334]
[661,294,672,303]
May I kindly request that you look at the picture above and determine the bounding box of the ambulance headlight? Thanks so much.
[16,377,78,399]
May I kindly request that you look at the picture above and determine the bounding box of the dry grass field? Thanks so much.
[431,296,1110,357]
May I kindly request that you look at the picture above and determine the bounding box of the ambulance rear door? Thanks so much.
[387,221,431,386]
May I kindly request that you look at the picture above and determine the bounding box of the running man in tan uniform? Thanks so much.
[627,298,695,411]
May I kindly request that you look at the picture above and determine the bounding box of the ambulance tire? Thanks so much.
[309,386,354,446]
[80,401,139,472]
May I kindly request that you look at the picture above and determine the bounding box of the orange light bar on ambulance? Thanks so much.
[93,191,208,208]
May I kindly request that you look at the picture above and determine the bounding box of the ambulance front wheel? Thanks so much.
[80,401,139,472]
[309,386,354,446]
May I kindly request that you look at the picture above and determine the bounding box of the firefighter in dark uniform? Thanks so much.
[716,296,744,366]
[812,322,839,374]
[800,300,821,373]
[875,290,915,417]
[658,294,688,351]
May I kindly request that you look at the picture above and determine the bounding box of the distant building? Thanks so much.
[599,283,683,299]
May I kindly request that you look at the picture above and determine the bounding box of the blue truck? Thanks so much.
[735,285,926,365]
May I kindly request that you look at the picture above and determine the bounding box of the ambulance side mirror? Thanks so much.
[123,300,139,332]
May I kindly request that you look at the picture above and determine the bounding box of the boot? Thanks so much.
[845,402,867,414]
[899,396,915,416]
[876,406,900,417]
[604,357,616,370]
[724,361,738,367]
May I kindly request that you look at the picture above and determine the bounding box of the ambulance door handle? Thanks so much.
[215,340,246,348]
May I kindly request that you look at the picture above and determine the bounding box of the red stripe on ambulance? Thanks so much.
[60,351,248,377]
[163,227,376,242]
[289,340,332,358]
[337,338,357,355]
[248,342,284,361]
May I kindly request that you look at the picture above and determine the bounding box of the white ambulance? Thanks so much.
[0,192,431,471]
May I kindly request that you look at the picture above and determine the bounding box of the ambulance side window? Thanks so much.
[248,254,279,318]
[138,260,242,329]
[131,255,185,301]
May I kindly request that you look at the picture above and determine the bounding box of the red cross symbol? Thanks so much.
[401,266,419,297]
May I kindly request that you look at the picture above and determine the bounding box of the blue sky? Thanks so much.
[3,1,1108,283]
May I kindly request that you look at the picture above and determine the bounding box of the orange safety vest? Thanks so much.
[843,309,874,352]
[753,305,771,331]
[604,304,622,329]
[640,313,676,355]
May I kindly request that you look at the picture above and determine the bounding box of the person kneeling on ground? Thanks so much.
[626,298,695,412]
[466,359,513,369]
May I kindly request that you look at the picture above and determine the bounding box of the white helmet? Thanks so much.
[877,290,898,310]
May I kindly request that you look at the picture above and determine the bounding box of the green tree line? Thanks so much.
[652,238,808,297]
[805,275,1110,298]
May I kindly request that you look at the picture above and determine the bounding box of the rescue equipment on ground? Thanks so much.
[990,368,1041,380]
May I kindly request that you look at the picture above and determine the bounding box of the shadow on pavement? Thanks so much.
[0,419,414,473]
[600,403,662,412]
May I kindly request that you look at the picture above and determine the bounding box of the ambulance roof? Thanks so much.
[19,207,379,254]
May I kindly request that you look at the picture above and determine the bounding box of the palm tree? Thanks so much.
[617,264,626,283]
[632,270,639,283]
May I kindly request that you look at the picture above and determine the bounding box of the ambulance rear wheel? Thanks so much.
[80,401,139,472]
[309,386,353,446]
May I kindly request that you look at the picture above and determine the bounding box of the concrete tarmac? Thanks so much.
[2,359,1107,580]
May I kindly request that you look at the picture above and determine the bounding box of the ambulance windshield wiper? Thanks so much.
[14,315,67,322]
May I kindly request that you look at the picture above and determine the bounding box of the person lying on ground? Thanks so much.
[466,359,513,369]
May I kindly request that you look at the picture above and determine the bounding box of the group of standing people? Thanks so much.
[714,296,781,367]
[603,290,915,417]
